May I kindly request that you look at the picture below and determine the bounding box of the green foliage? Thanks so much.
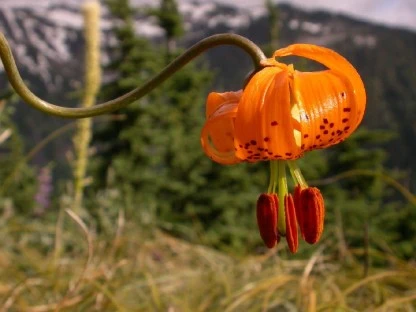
[0,103,37,214]
[153,0,184,40]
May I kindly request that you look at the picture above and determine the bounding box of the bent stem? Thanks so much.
[0,33,266,118]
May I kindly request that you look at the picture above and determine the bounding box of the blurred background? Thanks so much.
[0,0,415,310]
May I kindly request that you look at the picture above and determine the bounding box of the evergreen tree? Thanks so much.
[264,0,279,55]
[151,0,184,57]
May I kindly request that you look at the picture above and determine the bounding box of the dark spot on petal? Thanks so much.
[320,125,325,130]
[341,92,346,98]
[250,140,257,145]
[329,123,334,128]
[262,156,269,160]
[264,137,270,142]
[316,135,321,139]
[323,130,329,135]
[268,152,273,155]
[344,126,350,131]
[285,152,292,156]
[323,118,329,124]
[343,108,351,112]
[271,121,278,126]
[342,118,349,123]
[258,147,264,151]
[239,144,243,148]
[301,144,305,150]
[303,134,309,138]
[248,150,253,154]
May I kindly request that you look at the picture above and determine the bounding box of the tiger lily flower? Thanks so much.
[200,44,366,253]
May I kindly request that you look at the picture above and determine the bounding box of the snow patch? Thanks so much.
[207,14,250,29]
[289,19,299,30]
[301,21,322,34]
[48,9,83,29]
[180,2,216,21]
[3,8,24,40]
[134,20,164,38]
[353,34,377,48]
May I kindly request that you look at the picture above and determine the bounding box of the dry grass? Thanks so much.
[0,209,415,312]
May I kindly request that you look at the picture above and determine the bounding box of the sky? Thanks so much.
[1,0,415,32]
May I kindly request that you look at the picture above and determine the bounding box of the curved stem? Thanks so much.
[0,33,266,118]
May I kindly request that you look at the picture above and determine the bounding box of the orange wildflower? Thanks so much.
[200,43,366,253]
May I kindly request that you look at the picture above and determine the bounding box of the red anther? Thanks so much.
[256,193,278,248]
[297,187,325,244]
[293,184,303,229]
[285,194,298,253]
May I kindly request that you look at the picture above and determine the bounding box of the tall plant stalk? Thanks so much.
[73,1,101,211]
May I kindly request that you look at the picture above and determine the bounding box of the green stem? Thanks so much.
[0,33,266,118]
[277,160,288,236]
[287,160,308,188]
[267,160,279,194]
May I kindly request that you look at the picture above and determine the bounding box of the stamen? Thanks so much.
[298,187,325,244]
[293,184,303,229]
[256,193,278,248]
[267,161,279,194]
[287,160,308,188]
[285,194,298,253]
[277,160,288,236]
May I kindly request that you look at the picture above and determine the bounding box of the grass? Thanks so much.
[1,207,416,312]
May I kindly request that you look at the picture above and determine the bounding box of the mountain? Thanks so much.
[0,1,414,189]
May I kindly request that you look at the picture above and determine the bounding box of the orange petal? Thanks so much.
[256,193,278,248]
[201,91,242,165]
[297,187,325,244]
[206,91,242,118]
[235,66,302,161]
[274,44,366,138]
[292,70,358,151]
[285,194,298,253]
